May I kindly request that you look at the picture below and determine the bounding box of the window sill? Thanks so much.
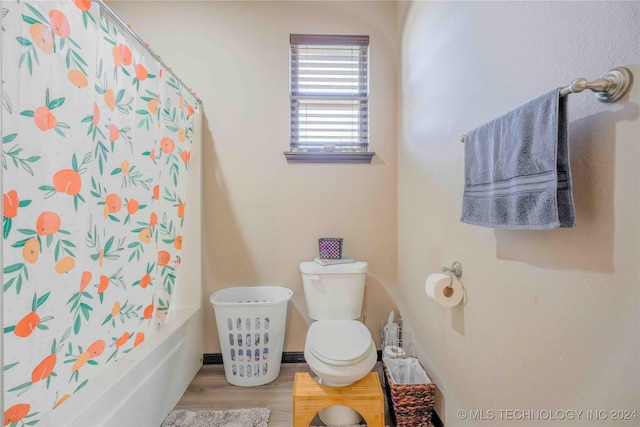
[284,151,376,164]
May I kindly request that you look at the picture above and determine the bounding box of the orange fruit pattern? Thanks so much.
[31,354,57,383]
[3,1,197,423]
[34,106,57,131]
[157,250,171,267]
[133,332,145,347]
[55,394,71,408]
[180,150,191,163]
[52,169,82,196]
[4,403,31,426]
[14,312,40,338]
[35,211,61,235]
[68,69,88,88]
[126,198,139,214]
[139,273,152,289]
[104,88,116,111]
[160,137,175,154]
[104,193,122,214]
[87,339,106,358]
[135,64,148,80]
[73,0,91,12]
[29,23,53,54]
[55,256,75,273]
[49,10,71,38]
[3,190,20,218]
[22,238,40,264]
[79,271,92,292]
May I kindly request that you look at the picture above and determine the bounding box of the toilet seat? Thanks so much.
[306,320,372,366]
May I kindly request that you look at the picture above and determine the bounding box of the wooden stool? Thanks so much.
[292,371,385,427]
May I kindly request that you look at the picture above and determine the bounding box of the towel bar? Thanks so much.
[461,66,634,142]
[559,66,633,103]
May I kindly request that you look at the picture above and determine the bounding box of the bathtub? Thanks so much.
[39,307,203,427]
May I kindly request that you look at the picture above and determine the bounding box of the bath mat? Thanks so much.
[161,407,270,427]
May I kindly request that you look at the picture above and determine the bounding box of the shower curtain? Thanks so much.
[1,1,199,424]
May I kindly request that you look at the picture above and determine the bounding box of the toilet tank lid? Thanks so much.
[300,261,368,274]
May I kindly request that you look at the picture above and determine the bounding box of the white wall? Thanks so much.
[398,1,639,425]
[108,2,640,424]
[110,1,399,353]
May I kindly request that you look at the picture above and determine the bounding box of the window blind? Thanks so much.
[290,34,369,152]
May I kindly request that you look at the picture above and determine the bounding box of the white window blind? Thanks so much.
[290,34,369,153]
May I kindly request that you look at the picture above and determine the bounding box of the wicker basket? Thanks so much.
[382,358,436,427]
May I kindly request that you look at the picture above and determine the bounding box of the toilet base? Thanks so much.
[319,404,362,426]
[292,372,384,427]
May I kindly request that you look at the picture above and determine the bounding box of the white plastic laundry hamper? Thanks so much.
[210,286,293,386]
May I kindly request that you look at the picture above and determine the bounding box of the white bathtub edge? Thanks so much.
[39,307,203,427]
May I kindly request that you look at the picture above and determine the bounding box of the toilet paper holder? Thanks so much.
[440,261,462,288]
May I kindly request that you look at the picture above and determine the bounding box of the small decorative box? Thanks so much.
[318,238,343,259]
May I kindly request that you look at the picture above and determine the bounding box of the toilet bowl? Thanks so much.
[300,261,377,425]
[304,320,378,387]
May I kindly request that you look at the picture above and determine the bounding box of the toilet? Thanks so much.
[300,261,378,425]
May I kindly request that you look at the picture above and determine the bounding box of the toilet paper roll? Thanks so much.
[425,273,464,307]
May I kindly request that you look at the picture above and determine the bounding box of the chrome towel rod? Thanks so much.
[461,66,633,143]
[559,66,633,103]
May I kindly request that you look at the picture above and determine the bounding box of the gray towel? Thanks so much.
[460,88,575,229]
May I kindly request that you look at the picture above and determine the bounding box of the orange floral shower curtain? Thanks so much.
[2,1,198,424]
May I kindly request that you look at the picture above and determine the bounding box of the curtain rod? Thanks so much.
[95,0,202,105]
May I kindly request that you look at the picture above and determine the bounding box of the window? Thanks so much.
[285,34,374,163]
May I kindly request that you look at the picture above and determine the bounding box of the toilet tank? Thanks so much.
[299,261,368,320]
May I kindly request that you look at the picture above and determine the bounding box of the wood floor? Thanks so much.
[172,362,396,426]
